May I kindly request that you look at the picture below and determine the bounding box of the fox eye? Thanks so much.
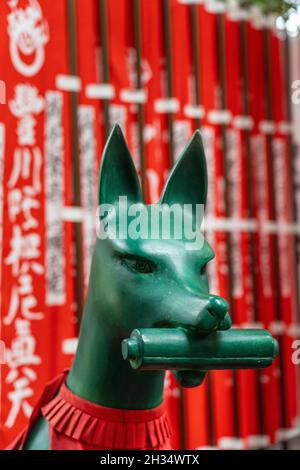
[122,258,154,274]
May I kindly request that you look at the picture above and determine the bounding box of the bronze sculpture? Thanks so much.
[7,125,278,450]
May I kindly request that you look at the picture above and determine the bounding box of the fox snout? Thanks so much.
[157,294,231,334]
[197,295,231,333]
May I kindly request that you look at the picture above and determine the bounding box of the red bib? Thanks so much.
[6,371,172,450]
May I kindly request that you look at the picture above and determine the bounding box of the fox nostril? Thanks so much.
[193,296,229,333]
[208,296,229,320]
[208,310,216,318]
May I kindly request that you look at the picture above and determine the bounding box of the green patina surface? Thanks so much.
[24,125,277,450]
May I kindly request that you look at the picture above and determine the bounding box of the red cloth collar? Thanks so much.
[41,383,171,450]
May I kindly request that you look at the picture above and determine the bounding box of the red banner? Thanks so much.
[75,0,103,291]
[225,16,264,448]
[269,29,299,438]
[182,4,238,449]
[0,0,76,447]
[248,22,284,444]
[143,0,182,448]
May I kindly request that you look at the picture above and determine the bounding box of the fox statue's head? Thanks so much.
[79,124,231,390]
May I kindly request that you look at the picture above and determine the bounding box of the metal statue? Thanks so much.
[8,125,278,450]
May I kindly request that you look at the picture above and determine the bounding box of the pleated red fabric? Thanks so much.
[41,383,172,450]
[6,370,172,450]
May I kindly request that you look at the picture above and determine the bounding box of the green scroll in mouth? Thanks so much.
[121,328,279,388]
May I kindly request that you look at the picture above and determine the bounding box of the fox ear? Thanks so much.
[160,130,207,207]
[98,124,142,205]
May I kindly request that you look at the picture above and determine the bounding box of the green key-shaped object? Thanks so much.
[122,328,279,371]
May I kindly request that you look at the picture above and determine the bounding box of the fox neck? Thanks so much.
[67,293,165,410]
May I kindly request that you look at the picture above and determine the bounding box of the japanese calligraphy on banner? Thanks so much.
[0,0,75,447]
[75,0,103,290]
[0,0,49,446]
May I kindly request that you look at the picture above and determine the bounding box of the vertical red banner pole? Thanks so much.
[98,0,111,140]
[212,8,243,449]
[75,0,104,292]
[161,0,184,449]
[66,0,84,329]
[132,0,147,199]
[184,1,215,450]
[140,0,170,205]
[162,0,175,168]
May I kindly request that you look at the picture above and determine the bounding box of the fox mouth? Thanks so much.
[122,324,279,390]
[153,311,232,335]
[151,316,231,388]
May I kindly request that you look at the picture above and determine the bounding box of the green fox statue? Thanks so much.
[8,125,277,450]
